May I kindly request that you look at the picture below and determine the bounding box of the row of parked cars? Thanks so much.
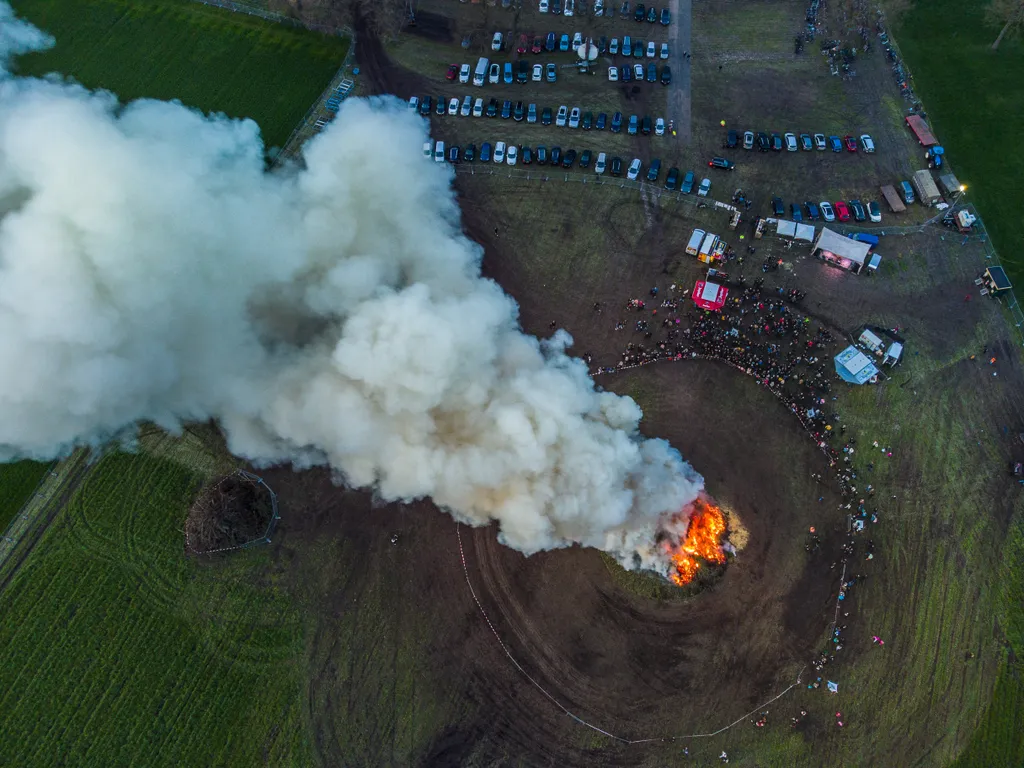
[425,140,685,184]
[410,95,667,136]
[771,197,883,223]
[608,63,671,84]
[538,0,670,24]
[726,130,876,153]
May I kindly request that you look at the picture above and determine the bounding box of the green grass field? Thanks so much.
[0,450,310,766]
[897,0,1024,285]
[10,0,349,148]
[0,460,53,534]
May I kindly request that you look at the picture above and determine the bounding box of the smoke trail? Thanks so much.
[0,5,703,570]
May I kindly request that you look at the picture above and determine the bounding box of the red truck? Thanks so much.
[905,114,938,147]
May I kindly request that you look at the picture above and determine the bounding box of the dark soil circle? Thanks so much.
[185,472,273,554]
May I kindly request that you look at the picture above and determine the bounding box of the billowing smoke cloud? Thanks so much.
[0,5,702,569]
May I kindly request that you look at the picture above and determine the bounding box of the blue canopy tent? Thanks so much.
[834,346,879,385]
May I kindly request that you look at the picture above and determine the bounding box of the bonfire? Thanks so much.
[665,498,728,586]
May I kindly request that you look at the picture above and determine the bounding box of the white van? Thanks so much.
[473,57,489,86]
[434,141,445,162]
[686,229,706,256]
[698,232,718,260]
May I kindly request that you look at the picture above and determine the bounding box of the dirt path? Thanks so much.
[667,0,691,144]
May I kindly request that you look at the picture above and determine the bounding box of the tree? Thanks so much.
[987,0,1024,50]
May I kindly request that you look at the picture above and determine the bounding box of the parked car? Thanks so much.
[646,158,661,181]
[596,112,607,130]
[533,63,543,81]
[448,145,461,163]
[527,103,538,123]
[598,36,608,54]
[517,60,529,83]
[623,35,632,55]
[790,203,802,222]
[546,63,558,82]
[542,106,553,124]
[868,200,882,222]
[579,149,592,168]
[647,40,656,57]
[564,0,574,15]
[480,142,493,162]
[633,63,644,79]
[446,64,459,81]
[627,114,638,135]
[486,98,498,117]
[494,141,506,163]
[572,32,583,48]
[725,130,738,149]
[829,135,843,152]
[655,117,665,136]
[557,105,568,126]
[540,0,549,11]
[550,145,562,165]
[743,130,755,150]
[844,135,858,152]
[698,177,711,197]
[660,65,671,84]
[771,133,783,151]
[641,115,652,135]
[459,63,471,83]
[860,134,875,153]
[545,32,556,51]
[464,143,476,162]
[819,200,835,221]
[784,132,798,151]
[627,157,642,180]
[532,36,543,54]
[850,199,866,221]
[771,196,784,216]
[489,63,501,83]
[492,32,503,51]
[834,200,851,221]
[423,141,432,158]
[536,145,548,164]
[633,41,644,58]
[408,95,419,111]
[619,0,630,18]
[708,157,734,170]
[610,37,620,55]
[473,97,484,117]
[610,156,623,176]
[608,66,619,81]
[681,170,695,193]
[665,166,680,190]
[506,144,518,165]
[460,95,472,116]
[560,33,570,51]
[517,34,529,54]
[569,106,581,128]
[582,111,593,129]
[757,132,770,152]
[805,201,820,220]
[501,99,512,118]
[800,133,813,151]
[513,101,525,121]
[434,96,444,115]
[419,96,432,116]
[660,7,670,24]
[611,112,623,132]
[562,149,577,168]
[660,42,669,59]
[647,6,657,22]
[503,62,514,83]
[634,3,645,21]
[448,97,459,115]
[433,140,444,161]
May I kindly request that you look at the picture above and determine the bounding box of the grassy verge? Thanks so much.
[0,451,310,766]
[0,461,52,534]
[9,0,349,148]
[896,0,1024,284]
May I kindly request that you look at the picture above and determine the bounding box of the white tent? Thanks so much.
[795,223,815,242]
[813,228,872,269]
[858,329,884,352]
[776,219,796,237]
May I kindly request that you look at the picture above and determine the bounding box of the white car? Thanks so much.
[533,64,543,81]
[494,141,506,163]
[423,141,433,158]
[565,0,574,15]
[610,37,619,55]
[556,105,568,126]
[568,107,581,128]
[539,0,549,11]
[633,63,644,79]
[492,32,503,51]
[447,97,459,115]
[785,132,798,151]
[869,201,882,222]
[572,32,583,48]
[655,117,665,136]
[473,97,484,117]
[698,178,711,197]
[660,42,669,59]
[460,95,472,116]
[459,64,471,84]
[506,145,518,165]
[814,133,827,150]
[819,201,836,221]
[408,96,419,111]
[608,66,619,81]
[627,158,642,180]
[434,141,445,162]
[595,0,604,14]
[647,41,656,57]
[488,63,500,84]
[595,152,607,174]
[860,134,875,153]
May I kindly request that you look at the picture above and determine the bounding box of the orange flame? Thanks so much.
[667,500,727,586]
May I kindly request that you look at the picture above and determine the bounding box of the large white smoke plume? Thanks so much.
[0,5,703,570]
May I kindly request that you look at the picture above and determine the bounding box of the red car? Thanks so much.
[516,34,529,54]
[445,64,458,81]
[834,201,852,221]
[844,135,858,152]
[531,35,543,54]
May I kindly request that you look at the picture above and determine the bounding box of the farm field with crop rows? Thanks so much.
[0,460,52,534]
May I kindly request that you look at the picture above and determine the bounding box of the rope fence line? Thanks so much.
[455,522,806,745]
[184,469,280,555]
